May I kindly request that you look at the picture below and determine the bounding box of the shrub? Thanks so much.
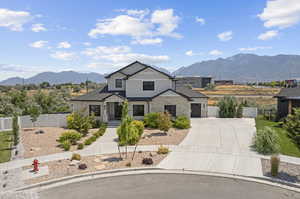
[71,153,81,161]
[77,143,84,150]
[66,111,93,135]
[236,104,243,118]
[283,108,300,147]
[84,138,93,145]
[157,146,170,154]
[173,116,190,129]
[254,127,280,155]
[142,157,153,165]
[131,120,144,137]
[270,155,280,177]
[158,112,172,133]
[90,135,97,142]
[218,96,237,118]
[58,130,82,145]
[125,162,131,167]
[61,140,71,151]
[144,112,160,128]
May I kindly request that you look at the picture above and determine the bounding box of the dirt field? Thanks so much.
[194,85,279,106]
[24,151,166,185]
[21,127,98,158]
[139,128,189,145]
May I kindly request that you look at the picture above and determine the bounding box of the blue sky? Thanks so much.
[0,0,300,80]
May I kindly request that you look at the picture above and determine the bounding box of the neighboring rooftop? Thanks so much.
[275,88,300,99]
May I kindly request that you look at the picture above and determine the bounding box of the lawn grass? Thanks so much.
[0,131,13,163]
[255,117,300,158]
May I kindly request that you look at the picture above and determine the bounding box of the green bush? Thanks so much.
[157,146,170,154]
[254,127,280,155]
[236,104,243,118]
[90,135,97,142]
[131,120,144,137]
[144,112,160,128]
[283,108,300,147]
[77,143,84,150]
[270,155,280,177]
[61,140,71,151]
[158,112,171,133]
[218,96,238,118]
[58,130,82,145]
[66,111,93,135]
[84,138,93,145]
[71,153,81,161]
[173,116,190,129]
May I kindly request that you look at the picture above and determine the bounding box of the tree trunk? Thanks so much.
[132,144,138,160]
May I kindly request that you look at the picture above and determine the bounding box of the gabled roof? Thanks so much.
[151,89,193,101]
[105,61,174,79]
[274,88,300,99]
[70,84,125,102]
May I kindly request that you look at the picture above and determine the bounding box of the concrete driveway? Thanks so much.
[158,118,263,177]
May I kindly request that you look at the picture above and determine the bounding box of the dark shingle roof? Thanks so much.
[275,88,300,99]
[70,85,125,101]
[175,86,208,98]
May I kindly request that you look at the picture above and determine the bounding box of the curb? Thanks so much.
[16,168,300,193]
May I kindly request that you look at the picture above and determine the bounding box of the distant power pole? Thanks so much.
[86,78,89,93]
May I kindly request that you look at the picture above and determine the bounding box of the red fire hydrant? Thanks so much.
[32,159,39,173]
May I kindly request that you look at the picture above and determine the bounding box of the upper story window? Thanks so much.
[115,79,122,88]
[143,81,155,91]
[89,105,101,116]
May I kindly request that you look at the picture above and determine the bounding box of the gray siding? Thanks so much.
[107,72,126,91]
[126,67,173,97]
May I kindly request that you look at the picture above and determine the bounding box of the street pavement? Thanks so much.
[38,173,300,199]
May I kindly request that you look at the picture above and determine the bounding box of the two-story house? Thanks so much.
[71,61,208,122]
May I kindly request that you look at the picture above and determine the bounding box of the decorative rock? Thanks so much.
[94,164,105,170]
[3,170,8,175]
[78,163,87,170]
[69,160,80,166]
[142,158,153,165]
[2,183,7,188]
[93,158,101,163]
[100,156,108,160]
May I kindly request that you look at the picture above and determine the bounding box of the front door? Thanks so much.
[114,102,122,120]
[191,103,201,118]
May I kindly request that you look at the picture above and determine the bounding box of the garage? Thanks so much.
[191,103,201,117]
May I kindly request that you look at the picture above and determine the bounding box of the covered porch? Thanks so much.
[102,94,125,122]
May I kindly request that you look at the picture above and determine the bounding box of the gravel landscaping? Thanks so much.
[23,151,166,185]
[261,158,300,183]
[21,127,98,158]
[138,128,189,145]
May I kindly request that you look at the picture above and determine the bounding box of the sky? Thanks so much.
[0,0,300,80]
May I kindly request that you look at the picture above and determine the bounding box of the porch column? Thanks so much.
[103,102,108,122]
[288,100,292,114]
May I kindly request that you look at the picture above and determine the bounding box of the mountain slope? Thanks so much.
[173,54,300,82]
[0,71,105,85]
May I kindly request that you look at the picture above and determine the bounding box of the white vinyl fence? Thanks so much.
[0,113,70,132]
[207,106,257,118]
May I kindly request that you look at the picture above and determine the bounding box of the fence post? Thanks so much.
[0,118,4,131]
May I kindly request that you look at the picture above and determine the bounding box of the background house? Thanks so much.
[275,88,300,119]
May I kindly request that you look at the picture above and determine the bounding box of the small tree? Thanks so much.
[283,108,300,147]
[158,112,172,134]
[218,96,238,118]
[12,113,19,146]
[28,103,41,127]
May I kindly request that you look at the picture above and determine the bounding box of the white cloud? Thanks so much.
[88,15,152,38]
[83,42,91,46]
[151,9,181,38]
[31,23,47,32]
[83,45,169,65]
[258,0,300,29]
[185,50,202,56]
[195,17,205,25]
[217,31,233,41]
[82,46,131,59]
[89,9,181,39]
[50,51,76,60]
[57,41,71,48]
[239,46,272,51]
[116,9,150,18]
[0,8,33,31]
[209,50,223,56]
[258,30,278,40]
[29,40,48,48]
[132,38,162,45]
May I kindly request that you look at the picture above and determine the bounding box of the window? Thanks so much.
[115,79,122,88]
[89,105,101,116]
[133,105,145,116]
[143,81,155,91]
[164,105,176,117]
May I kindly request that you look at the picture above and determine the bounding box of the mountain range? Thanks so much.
[1,54,300,85]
